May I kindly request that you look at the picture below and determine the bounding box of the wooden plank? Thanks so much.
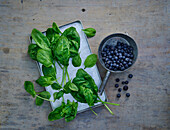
[0,0,169,129]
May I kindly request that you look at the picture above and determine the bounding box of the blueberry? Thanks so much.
[120,49,124,53]
[116,64,119,68]
[110,46,114,51]
[110,51,114,54]
[120,59,124,63]
[122,56,126,59]
[124,44,128,48]
[102,57,106,61]
[119,56,122,59]
[124,53,128,56]
[115,78,120,82]
[128,62,132,66]
[116,60,120,64]
[117,93,121,98]
[121,42,124,46]
[105,64,109,68]
[126,93,130,97]
[114,56,118,60]
[105,45,110,49]
[118,46,121,49]
[109,66,112,70]
[108,55,112,59]
[117,42,121,46]
[113,60,116,63]
[118,88,122,92]
[122,81,125,84]
[118,49,121,52]
[125,64,129,68]
[128,74,133,78]
[113,68,117,71]
[125,81,129,84]
[115,84,119,88]
[104,47,108,51]
[105,58,109,62]
[123,61,127,65]
[130,54,134,59]
[127,54,130,57]
[106,50,109,54]
[123,85,128,91]
[120,66,125,71]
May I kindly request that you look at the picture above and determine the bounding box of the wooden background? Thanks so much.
[0,0,169,129]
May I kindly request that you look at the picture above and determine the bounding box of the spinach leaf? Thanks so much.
[48,102,65,121]
[71,69,98,104]
[37,49,53,67]
[69,40,79,57]
[82,28,96,38]
[24,81,36,98]
[31,28,50,51]
[52,22,62,34]
[42,65,56,80]
[46,28,60,45]
[62,27,80,48]
[28,43,39,60]
[53,90,64,101]
[69,83,78,91]
[72,54,81,67]
[35,91,51,106]
[51,83,62,90]
[63,80,72,94]
[53,36,70,66]
[84,54,97,69]
[36,76,54,87]
[83,88,94,106]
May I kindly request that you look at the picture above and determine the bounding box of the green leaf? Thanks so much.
[31,28,50,51]
[24,81,36,98]
[84,88,94,106]
[84,54,97,69]
[35,91,51,106]
[48,102,65,121]
[52,22,62,34]
[53,36,70,66]
[65,116,75,122]
[28,43,39,60]
[46,28,60,44]
[42,65,56,80]
[72,54,81,67]
[53,91,64,101]
[69,83,78,91]
[62,27,80,48]
[63,81,71,94]
[82,28,96,38]
[51,83,62,90]
[37,49,53,67]
[36,76,54,87]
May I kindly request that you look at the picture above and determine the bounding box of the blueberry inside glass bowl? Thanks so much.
[98,33,138,95]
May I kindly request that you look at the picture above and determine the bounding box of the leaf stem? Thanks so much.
[56,60,63,69]
[102,102,120,106]
[103,104,114,115]
[36,95,54,102]
[66,67,70,81]
[64,67,67,85]
[97,96,114,115]
[61,67,65,86]
[90,107,98,116]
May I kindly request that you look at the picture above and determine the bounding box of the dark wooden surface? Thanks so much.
[0,0,170,129]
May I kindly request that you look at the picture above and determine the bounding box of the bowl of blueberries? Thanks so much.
[98,33,138,95]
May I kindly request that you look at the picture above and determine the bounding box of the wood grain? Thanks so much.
[0,0,169,129]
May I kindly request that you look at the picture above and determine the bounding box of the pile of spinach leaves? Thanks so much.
[24,22,119,122]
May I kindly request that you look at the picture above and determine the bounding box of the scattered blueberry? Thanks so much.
[122,81,125,84]
[118,88,122,92]
[117,93,121,98]
[126,93,130,97]
[123,85,128,91]
[125,81,129,84]
[115,78,120,82]
[115,84,119,88]
[128,74,133,78]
